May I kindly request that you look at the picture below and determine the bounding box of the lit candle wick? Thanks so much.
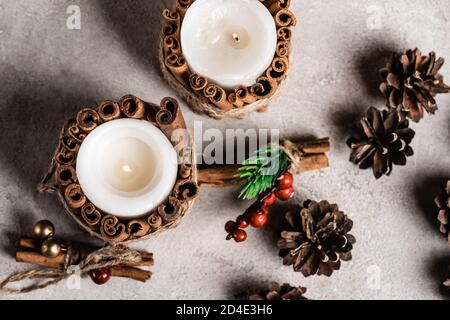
[232,33,240,42]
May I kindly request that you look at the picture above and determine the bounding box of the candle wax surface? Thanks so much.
[181,0,277,89]
[76,119,178,218]
[102,137,156,193]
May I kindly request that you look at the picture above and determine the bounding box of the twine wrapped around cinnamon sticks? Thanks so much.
[1,238,153,294]
[160,0,297,119]
[39,95,199,244]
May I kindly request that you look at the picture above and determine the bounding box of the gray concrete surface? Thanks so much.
[1,0,450,300]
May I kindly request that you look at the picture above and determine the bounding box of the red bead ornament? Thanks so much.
[237,215,249,229]
[276,187,295,201]
[261,192,277,207]
[89,268,112,285]
[225,221,236,233]
[276,172,294,190]
[233,229,247,243]
[249,211,268,228]
[260,206,269,215]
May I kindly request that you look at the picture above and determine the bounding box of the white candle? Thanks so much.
[181,0,277,89]
[76,119,178,218]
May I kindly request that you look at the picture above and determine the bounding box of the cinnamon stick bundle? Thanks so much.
[16,238,153,282]
[41,95,199,244]
[198,138,330,188]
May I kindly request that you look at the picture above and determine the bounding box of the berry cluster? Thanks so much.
[225,172,295,243]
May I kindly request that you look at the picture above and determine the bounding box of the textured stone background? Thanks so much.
[1,0,450,300]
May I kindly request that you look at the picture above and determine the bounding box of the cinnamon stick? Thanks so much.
[197,165,243,188]
[16,251,65,269]
[123,251,154,267]
[197,138,330,188]
[297,154,329,172]
[18,238,38,250]
[268,0,291,16]
[295,138,331,154]
[110,267,152,283]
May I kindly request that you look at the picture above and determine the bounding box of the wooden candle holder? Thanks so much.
[39,95,200,244]
[160,0,297,120]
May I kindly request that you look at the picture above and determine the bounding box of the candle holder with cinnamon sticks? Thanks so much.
[160,0,297,120]
[39,95,200,244]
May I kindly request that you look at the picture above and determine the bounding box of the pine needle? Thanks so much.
[236,145,289,200]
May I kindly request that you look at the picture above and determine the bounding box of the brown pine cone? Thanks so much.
[434,181,450,245]
[247,282,308,301]
[380,48,450,122]
[347,107,415,179]
[278,200,355,277]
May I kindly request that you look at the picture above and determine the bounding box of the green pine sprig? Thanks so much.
[236,145,289,200]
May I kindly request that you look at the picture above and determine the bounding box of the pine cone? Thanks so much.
[380,48,450,122]
[278,200,355,277]
[247,282,308,301]
[434,181,450,245]
[347,107,415,179]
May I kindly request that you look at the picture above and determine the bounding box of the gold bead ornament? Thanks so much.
[40,239,62,258]
[33,220,66,258]
[33,220,55,240]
